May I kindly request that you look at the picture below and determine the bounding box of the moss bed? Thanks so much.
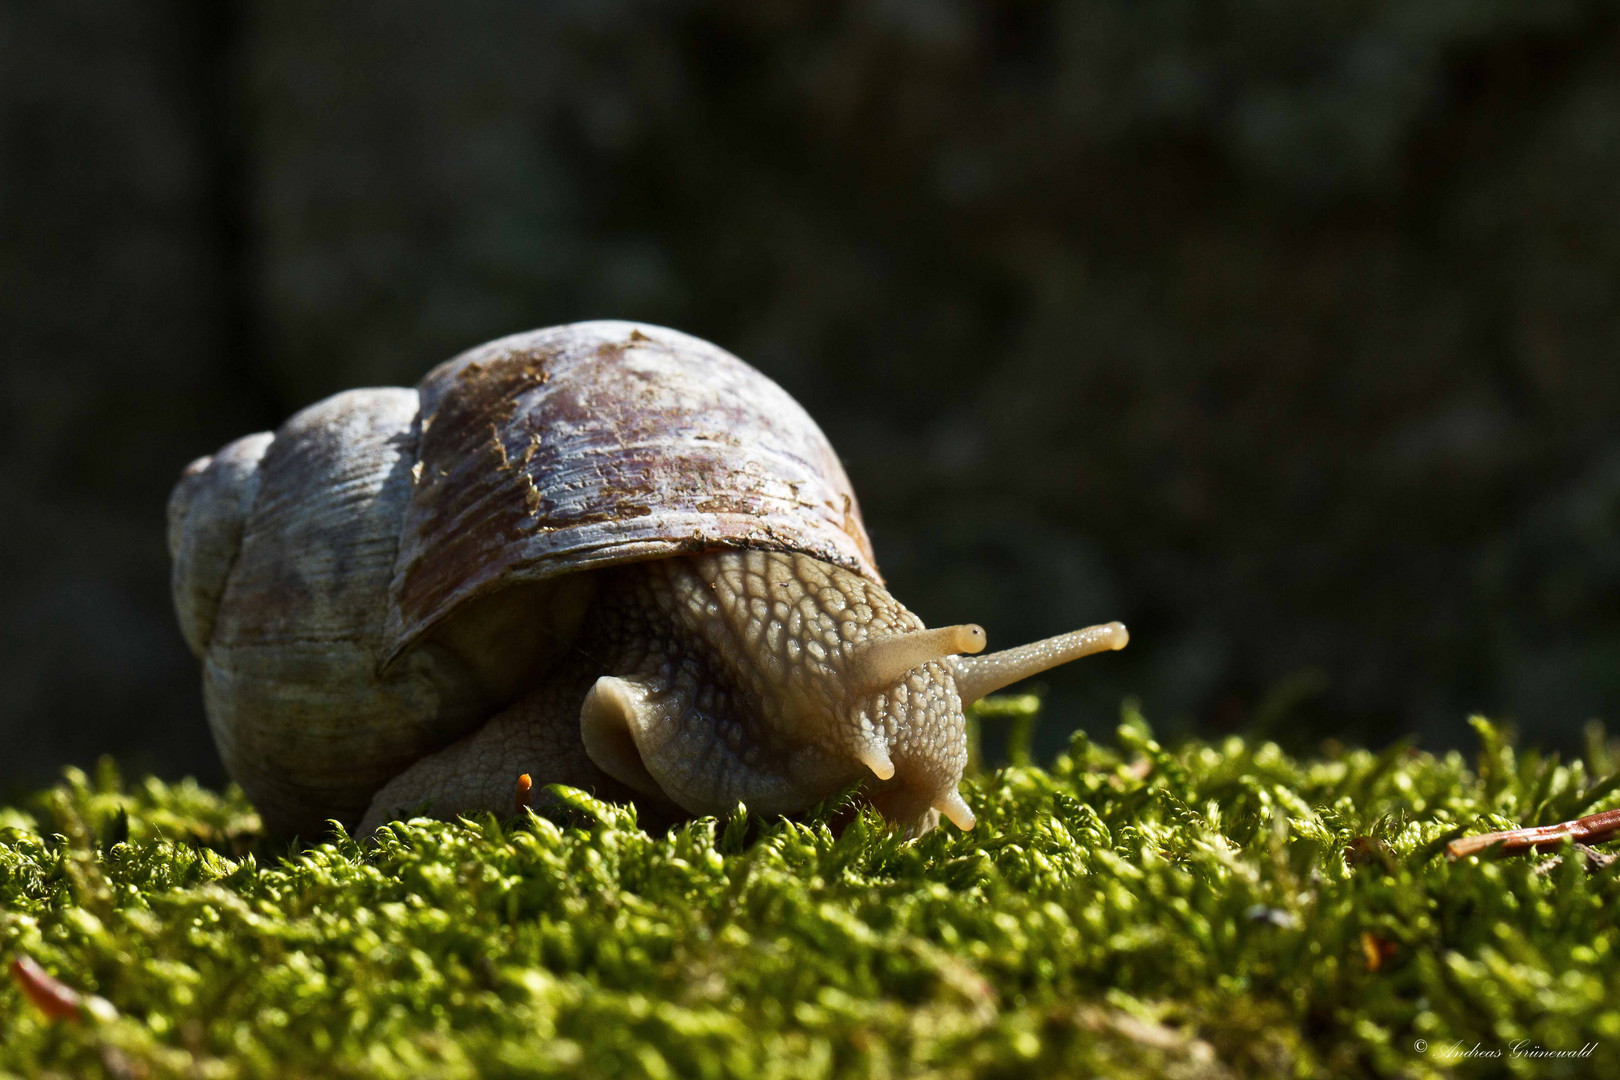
[3,705,1619,1079]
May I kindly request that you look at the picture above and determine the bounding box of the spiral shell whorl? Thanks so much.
[196,389,489,836]
[168,432,274,658]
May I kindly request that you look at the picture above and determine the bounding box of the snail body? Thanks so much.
[169,322,1126,838]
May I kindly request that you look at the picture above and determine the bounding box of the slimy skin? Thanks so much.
[358,549,1127,838]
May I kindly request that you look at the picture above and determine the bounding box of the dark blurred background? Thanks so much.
[4,1,1619,794]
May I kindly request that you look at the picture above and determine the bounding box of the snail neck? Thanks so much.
[574,553,862,818]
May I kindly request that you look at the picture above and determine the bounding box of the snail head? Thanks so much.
[578,549,1127,836]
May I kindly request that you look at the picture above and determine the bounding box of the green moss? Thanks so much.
[3,713,1618,1079]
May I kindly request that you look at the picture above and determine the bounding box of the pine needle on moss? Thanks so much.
[2,712,1618,1079]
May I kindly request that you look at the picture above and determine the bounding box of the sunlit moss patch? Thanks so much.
[3,713,1618,1079]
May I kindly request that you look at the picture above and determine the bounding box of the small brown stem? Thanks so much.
[10,955,84,1022]
[1446,807,1620,860]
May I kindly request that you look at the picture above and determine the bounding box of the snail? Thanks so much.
[167,321,1127,840]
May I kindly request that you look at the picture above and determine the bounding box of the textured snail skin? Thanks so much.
[359,550,968,837]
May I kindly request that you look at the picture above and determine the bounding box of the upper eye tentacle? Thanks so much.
[952,622,1128,705]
